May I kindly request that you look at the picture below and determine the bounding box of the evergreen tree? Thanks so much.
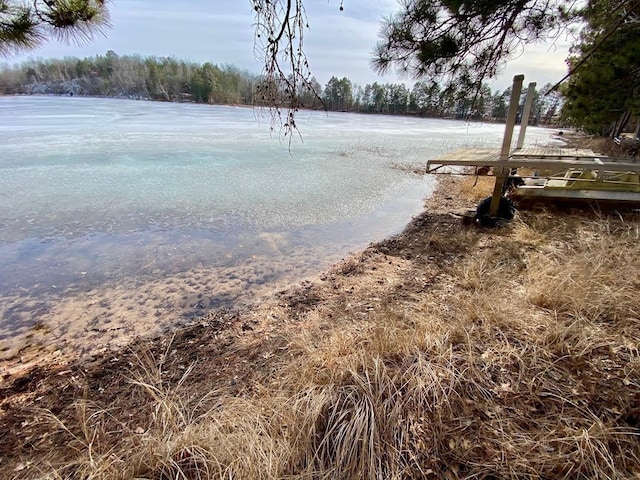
[254,0,640,130]
[370,0,586,90]
[323,76,353,111]
[561,3,640,135]
[0,0,109,56]
[410,81,441,116]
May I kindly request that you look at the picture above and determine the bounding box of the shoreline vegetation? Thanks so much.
[2,137,640,477]
[0,51,563,123]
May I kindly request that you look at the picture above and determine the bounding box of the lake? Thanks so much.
[0,96,554,363]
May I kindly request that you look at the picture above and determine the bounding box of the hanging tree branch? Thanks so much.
[371,0,587,93]
[0,0,110,57]
[545,0,640,94]
[252,0,324,138]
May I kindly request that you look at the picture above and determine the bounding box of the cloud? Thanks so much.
[491,42,570,91]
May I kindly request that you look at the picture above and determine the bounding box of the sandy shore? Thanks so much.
[0,173,466,378]
[0,239,349,376]
[1,178,432,375]
[0,183,431,382]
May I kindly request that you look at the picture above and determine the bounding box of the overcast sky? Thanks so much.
[8,0,572,91]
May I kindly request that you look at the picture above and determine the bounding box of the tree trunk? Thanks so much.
[612,110,631,139]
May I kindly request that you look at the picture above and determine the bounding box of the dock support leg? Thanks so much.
[516,82,537,150]
[490,75,524,217]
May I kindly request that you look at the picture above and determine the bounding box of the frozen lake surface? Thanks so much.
[0,96,554,360]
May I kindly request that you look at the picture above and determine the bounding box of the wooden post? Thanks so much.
[516,82,537,150]
[489,74,524,216]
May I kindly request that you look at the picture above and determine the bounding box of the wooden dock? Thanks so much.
[427,147,640,174]
[427,74,640,214]
[511,147,602,160]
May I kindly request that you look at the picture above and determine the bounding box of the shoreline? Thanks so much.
[3,93,547,126]
[2,169,640,477]
[0,177,434,380]
[0,174,465,381]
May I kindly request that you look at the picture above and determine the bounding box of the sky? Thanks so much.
[7,0,573,92]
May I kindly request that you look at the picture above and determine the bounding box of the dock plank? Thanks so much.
[429,148,501,163]
[427,147,640,174]
[511,147,606,160]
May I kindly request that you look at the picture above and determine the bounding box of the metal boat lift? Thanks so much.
[426,75,640,217]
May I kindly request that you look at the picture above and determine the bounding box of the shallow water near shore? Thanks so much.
[0,96,554,365]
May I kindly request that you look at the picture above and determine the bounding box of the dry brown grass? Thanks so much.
[4,186,640,479]
[457,175,495,202]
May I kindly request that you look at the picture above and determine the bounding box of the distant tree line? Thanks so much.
[322,76,562,124]
[2,1,636,136]
[0,51,256,104]
[0,51,562,124]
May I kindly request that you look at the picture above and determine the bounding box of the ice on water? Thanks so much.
[0,96,552,335]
